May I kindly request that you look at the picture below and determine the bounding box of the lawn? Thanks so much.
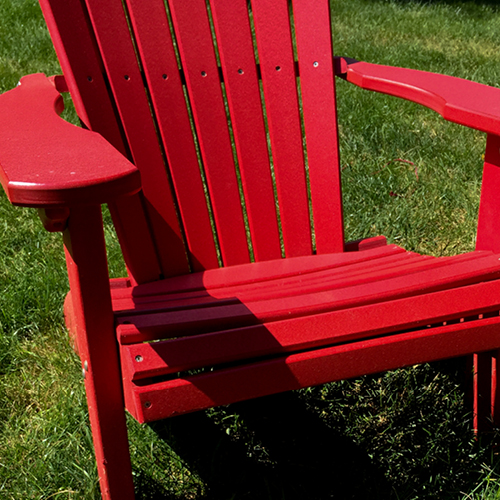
[1,0,500,498]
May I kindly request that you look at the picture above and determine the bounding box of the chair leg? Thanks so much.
[64,205,135,500]
[474,351,496,433]
[491,351,500,428]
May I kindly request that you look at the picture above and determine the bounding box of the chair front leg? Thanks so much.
[64,204,135,500]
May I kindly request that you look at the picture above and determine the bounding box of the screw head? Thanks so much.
[135,355,143,362]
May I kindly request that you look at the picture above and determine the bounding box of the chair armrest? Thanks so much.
[335,58,500,135]
[0,73,141,207]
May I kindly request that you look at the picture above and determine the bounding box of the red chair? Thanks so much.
[2,0,500,498]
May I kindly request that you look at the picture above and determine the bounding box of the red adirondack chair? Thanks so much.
[2,0,500,498]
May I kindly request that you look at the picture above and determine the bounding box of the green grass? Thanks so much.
[2,0,500,498]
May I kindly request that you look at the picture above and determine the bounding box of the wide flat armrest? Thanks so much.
[0,74,141,207]
[337,58,500,136]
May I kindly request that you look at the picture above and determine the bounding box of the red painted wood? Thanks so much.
[64,205,134,499]
[292,0,344,253]
[346,235,387,252]
[167,0,250,266]
[120,279,500,380]
[474,352,493,433]
[477,134,500,253]
[111,251,426,313]
[124,0,219,272]
[117,251,500,343]
[11,1,500,496]
[0,74,141,207]
[40,0,164,284]
[251,0,312,257]
[114,251,492,315]
[472,348,500,432]
[492,351,500,427]
[40,0,123,141]
[125,244,405,298]
[83,0,189,278]
[342,60,500,135]
[126,317,500,422]
[108,197,163,284]
[208,0,282,261]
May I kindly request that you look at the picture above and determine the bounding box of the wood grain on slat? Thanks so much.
[251,0,312,257]
[167,0,250,266]
[292,0,344,253]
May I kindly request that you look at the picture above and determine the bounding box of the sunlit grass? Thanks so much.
[1,0,500,498]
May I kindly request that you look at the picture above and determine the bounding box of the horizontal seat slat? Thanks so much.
[113,242,402,299]
[114,250,485,316]
[112,251,424,312]
[121,278,500,381]
[116,251,500,343]
[124,316,500,423]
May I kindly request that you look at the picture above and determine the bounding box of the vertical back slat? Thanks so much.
[83,0,190,278]
[208,0,282,261]
[167,0,251,267]
[40,0,162,284]
[123,0,220,272]
[292,0,344,253]
[251,0,313,258]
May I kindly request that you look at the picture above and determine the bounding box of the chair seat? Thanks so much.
[112,242,500,423]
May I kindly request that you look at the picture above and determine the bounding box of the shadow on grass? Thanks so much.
[137,391,394,500]
[131,359,500,500]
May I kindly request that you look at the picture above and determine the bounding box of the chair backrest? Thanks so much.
[39,0,344,283]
